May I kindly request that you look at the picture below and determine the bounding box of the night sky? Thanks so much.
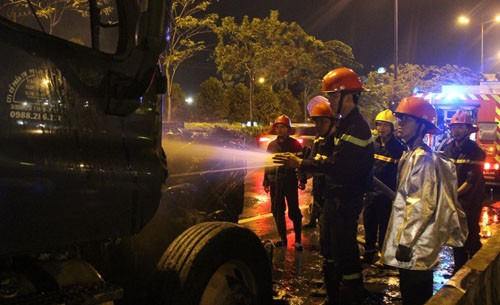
[177,0,500,94]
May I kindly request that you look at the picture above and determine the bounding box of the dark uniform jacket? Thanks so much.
[263,136,305,186]
[308,130,336,202]
[442,138,486,210]
[300,107,374,196]
[371,134,407,196]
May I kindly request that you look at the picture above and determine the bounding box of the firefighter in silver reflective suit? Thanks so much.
[381,97,468,305]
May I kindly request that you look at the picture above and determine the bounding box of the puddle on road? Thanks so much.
[271,204,500,305]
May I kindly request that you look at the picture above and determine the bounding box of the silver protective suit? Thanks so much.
[381,145,468,270]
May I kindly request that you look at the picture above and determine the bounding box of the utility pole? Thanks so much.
[392,0,399,110]
[394,0,398,82]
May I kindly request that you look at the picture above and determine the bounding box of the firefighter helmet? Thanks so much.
[270,114,295,135]
[375,109,397,128]
[449,110,478,133]
[394,97,441,134]
[309,101,334,118]
[307,95,329,116]
[321,68,370,93]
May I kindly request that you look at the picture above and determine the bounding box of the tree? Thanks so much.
[289,39,362,121]
[0,0,112,34]
[163,0,218,122]
[213,10,361,123]
[363,63,481,125]
[224,83,250,123]
[276,89,301,123]
[253,86,280,125]
[197,77,227,121]
[168,83,195,121]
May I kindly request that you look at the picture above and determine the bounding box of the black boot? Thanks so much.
[361,249,378,264]
[340,278,368,304]
[323,262,340,304]
[274,215,287,247]
[293,218,303,251]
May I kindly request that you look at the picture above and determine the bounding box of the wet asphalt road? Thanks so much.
[238,168,500,305]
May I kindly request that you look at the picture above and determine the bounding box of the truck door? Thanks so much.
[0,0,170,255]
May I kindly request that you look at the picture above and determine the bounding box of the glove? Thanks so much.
[395,245,412,262]
[272,153,302,168]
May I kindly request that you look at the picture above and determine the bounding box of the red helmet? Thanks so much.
[449,110,478,133]
[270,114,295,134]
[322,68,370,93]
[394,97,441,134]
[310,101,334,118]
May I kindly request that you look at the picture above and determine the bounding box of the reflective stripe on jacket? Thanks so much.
[371,135,407,194]
[300,107,374,196]
[442,139,486,209]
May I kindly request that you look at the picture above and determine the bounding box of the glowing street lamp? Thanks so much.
[458,14,500,73]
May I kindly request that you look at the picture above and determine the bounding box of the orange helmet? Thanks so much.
[322,68,370,93]
[394,97,441,134]
[270,114,295,135]
[449,110,478,133]
[307,96,329,116]
[310,101,334,118]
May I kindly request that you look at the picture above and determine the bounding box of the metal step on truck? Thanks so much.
[0,1,272,304]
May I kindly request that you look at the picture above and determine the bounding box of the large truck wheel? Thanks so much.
[155,221,272,305]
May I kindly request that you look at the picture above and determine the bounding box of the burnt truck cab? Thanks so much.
[0,1,271,304]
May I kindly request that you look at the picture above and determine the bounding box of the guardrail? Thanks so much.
[427,224,499,305]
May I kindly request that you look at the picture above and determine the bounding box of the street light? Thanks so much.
[458,14,500,73]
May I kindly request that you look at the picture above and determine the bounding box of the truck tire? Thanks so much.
[155,221,272,305]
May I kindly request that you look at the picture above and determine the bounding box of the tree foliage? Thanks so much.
[163,0,218,122]
[0,0,112,34]
[213,10,361,123]
[196,77,227,121]
[224,83,250,123]
[363,63,481,125]
[214,11,359,90]
[252,86,281,124]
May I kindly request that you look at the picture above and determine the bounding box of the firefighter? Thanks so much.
[381,97,467,305]
[302,97,337,298]
[441,110,486,274]
[274,68,374,305]
[362,109,407,264]
[303,96,336,229]
[263,115,306,251]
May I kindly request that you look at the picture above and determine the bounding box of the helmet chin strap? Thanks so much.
[454,133,468,144]
[334,92,345,120]
[324,119,337,136]
[404,122,425,148]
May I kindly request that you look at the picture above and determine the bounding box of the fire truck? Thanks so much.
[417,88,500,186]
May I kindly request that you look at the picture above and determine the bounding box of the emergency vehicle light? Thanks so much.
[415,87,473,103]
[484,162,500,170]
